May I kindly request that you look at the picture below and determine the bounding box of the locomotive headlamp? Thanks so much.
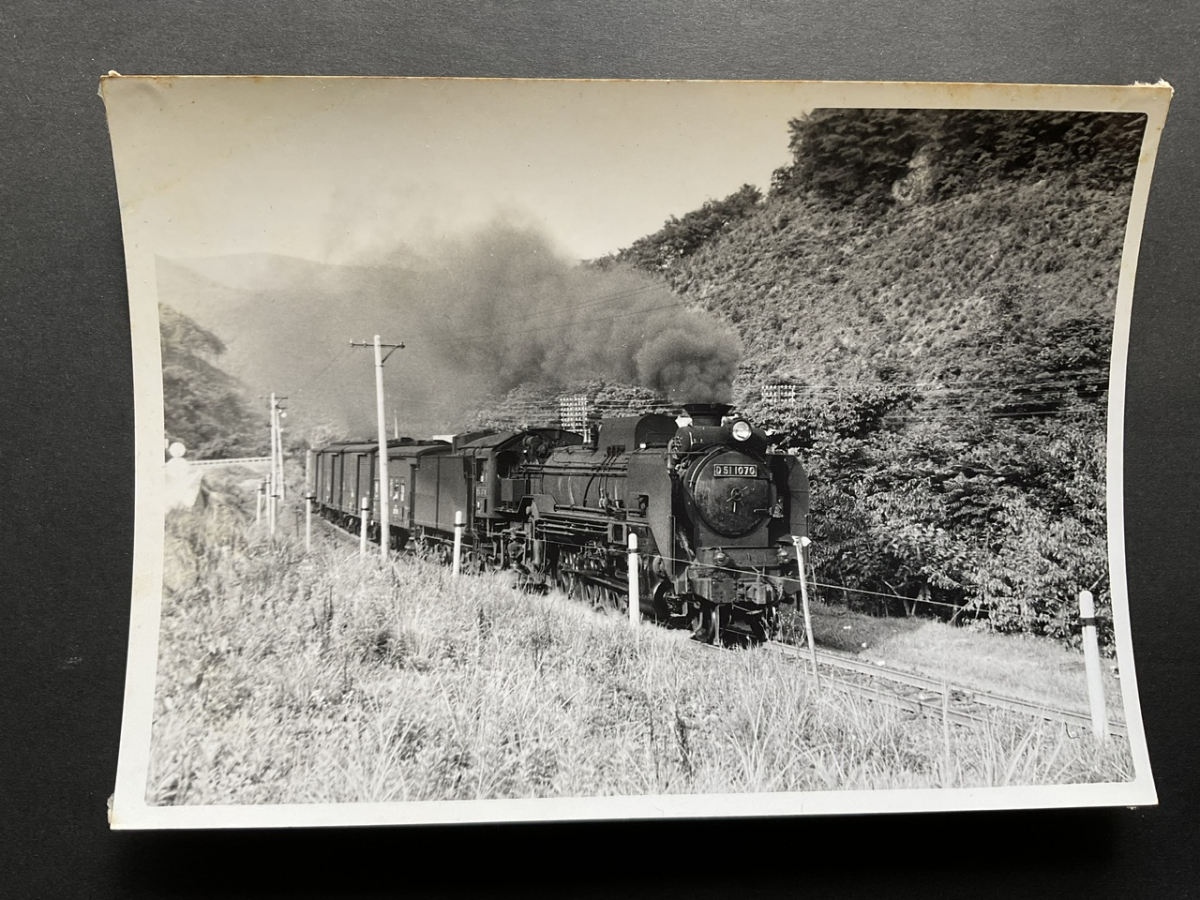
[731,421,752,442]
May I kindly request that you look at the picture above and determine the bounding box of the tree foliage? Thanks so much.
[609,184,763,273]
[771,108,1145,210]
[160,305,268,458]
[746,357,1112,648]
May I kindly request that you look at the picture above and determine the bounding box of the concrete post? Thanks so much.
[795,536,820,689]
[1079,590,1109,740]
[452,510,465,577]
[628,532,640,626]
[360,495,370,557]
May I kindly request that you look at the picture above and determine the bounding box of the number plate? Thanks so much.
[712,464,758,478]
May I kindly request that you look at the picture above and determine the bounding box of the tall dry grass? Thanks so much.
[149,498,1133,805]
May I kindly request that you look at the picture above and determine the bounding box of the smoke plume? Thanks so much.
[412,222,743,411]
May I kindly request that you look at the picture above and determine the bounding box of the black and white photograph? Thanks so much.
[103,77,1170,828]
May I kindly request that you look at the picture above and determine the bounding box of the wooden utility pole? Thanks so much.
[268,393,277,537]
[351,336,404,560]
[267,392,287,536]
[271,394,288,504]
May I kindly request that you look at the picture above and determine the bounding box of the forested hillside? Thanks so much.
[613,109,1140,388]
[160,304,268,458]
[601,108,1145,646]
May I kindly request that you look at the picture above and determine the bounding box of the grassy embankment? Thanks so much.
[779,602,1125,721]
[149,491,1133,806]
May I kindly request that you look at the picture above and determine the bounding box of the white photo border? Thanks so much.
[104,77,1173,829]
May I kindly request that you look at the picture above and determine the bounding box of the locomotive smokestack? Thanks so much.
[682,402,733,426]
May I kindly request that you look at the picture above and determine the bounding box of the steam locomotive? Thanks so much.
[312,403,810,642]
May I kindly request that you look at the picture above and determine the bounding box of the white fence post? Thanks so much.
[268,471,277,538]
[794,536,820,690]
[305,494,313,551]
[452,510,465,577]
[628,532,640,626]
[359,495,370,557]
[304,450,314,552]
[256,480,264,525]
[1079,590,1109,740]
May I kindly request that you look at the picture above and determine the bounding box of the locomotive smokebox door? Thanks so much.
[686,449,772,538]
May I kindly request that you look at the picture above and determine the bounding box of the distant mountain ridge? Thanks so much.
[156,253,445,437]
[157,252,437,359]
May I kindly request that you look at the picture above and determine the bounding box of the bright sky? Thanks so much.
[106,77,813,263]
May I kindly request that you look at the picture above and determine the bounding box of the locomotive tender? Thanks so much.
[313,403,810,642]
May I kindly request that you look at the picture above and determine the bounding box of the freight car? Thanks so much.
[313,402,809,643]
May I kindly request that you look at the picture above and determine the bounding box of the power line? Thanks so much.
[454,282,665,332]
[422,298,692,348]
[759,378,1109,395]
[422,281,668,344]
[293,344,353,397]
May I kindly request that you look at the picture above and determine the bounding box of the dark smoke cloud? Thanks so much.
[163,220,744,441]
[636,325,743,402]
[415,221,743,408]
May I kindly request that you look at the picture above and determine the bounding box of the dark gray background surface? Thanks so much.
[2,2,1197,897]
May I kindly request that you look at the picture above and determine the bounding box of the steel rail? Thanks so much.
[764,640,1127,738]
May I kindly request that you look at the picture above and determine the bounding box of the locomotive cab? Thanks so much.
[456,428,583,519]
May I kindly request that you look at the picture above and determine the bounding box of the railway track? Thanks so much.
[308,515,1125,738]
[762,640,1127,738]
